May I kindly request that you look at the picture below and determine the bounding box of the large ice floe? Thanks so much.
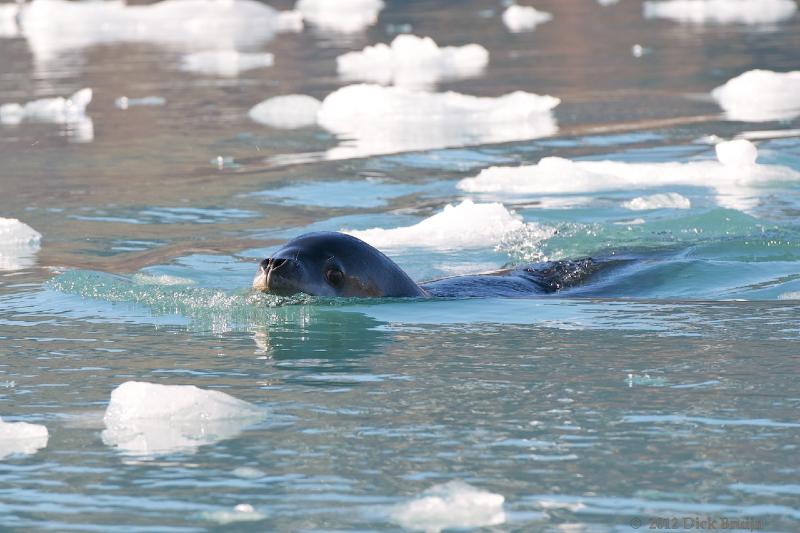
[502,4,553,32]
[295,0,384,33]
[0,88,93,141]
[313,84,559,159]
[248,94,322,129]
[102,381,264,457]
[711,70,800,122]
[642,0,797,25]
[0,3,19,37]
[15,0,302,65]
[0,218,42,271]
[0,417,49,460]
[180,50,274,77]
[336,34,489,88]
[389,481,506,533]
[458,140,800,212]
[345,199,554,250]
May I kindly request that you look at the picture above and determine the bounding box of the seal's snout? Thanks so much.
[254,255,301,295]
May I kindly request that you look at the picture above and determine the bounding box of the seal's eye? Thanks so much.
[325,268,344,287]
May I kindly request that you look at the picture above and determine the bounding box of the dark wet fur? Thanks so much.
[420,258,616,298]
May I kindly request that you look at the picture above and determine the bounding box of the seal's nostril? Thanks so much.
[260,258,270,270]
[271,258,288,270]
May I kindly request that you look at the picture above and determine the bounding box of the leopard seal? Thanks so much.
[253,231,604,298]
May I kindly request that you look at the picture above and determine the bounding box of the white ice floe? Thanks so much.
[0,218,42,271]
[336,34,488,87]
[597,0,620,5]
[711,69,800,122]
[202,503,267,525]
[317,83,559,159]
[458,140,800,212]
[0,3,19,37]
[249,94,322,129]
[643,0,797,25]
[180,50,274,77]
[0,88,93,141]
[0,88,91,125]
[622,192,691,210]
[102,381,264,457]
[0,416,49,460]
[18,0,302,65]
[345,199,535,250]
[114,96,166,110]
[389,481,506,533]
[502,4,553,32]
[296,0,383,33]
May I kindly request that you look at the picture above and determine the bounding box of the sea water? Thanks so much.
[0,0,799,530]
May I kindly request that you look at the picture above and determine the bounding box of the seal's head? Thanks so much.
[253,232,428,298]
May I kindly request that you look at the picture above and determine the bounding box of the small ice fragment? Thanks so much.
[0,416,49,460]
[180,50,274,77]
[345,199,530,250]
[0,218,42,271]
[715,139,758,167]
[202,503,267,525]
[643,0,797,24]
[389,481,506,533]
[114,96,166,110]
[502,4,553,32]
[711,69,800,122]
[296,0,384,33]
[632,44,650,58]
[212,155,237,169]
[336,34,488,87]
[248,94,322,129]
[102,381,264,457]
[597,0,620,5]
[622,193,691,211]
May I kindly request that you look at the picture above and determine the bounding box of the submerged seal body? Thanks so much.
[253,231,602,298]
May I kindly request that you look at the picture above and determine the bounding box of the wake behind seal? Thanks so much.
[253,231,607,298]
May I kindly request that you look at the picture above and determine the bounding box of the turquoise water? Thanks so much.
[2,0,800,531]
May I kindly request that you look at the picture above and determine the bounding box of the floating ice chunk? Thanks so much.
[0,87,91,125]
[114,96,166,110]
[102,381,264,457]
[715,138,757,166]
[0,3,19,37]
[296,0,384,33]
[345,199,527,250]
[0,416,49,460]
[18,0,302,65]
[202,503,267,525]
[623,193,691,210]
[458,140,800,211]
[711,70,800,122]
[336,34,488,87]
[389,481,506,533]
[597,0,620,5]
[502,4,553,32]
[249,94,322,129]
[180,50,274,77]
[0,218,42,271]
[317,84,559,159]
[643,0,797,24]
